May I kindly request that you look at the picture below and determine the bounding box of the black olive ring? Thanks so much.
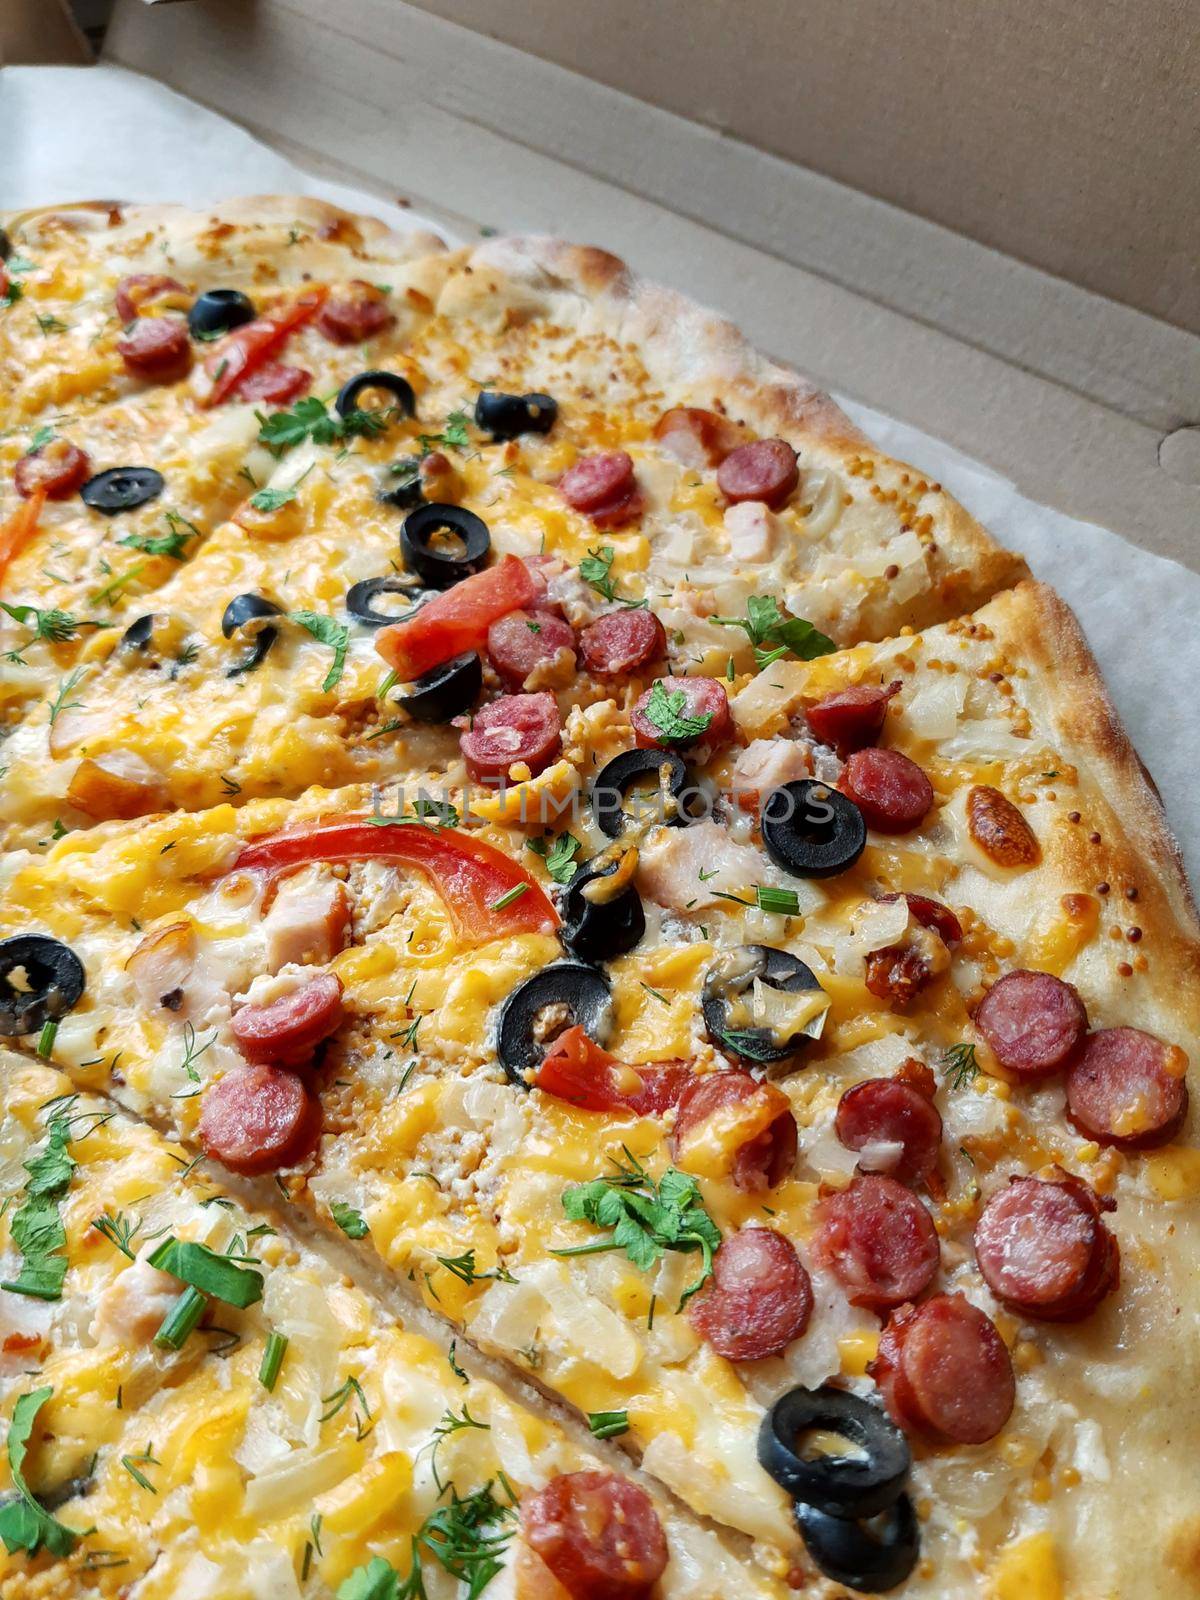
[187,288,255,340]
[474,389,558,440]
[794,1497,919,1594]
[80,466,165,516]
[221,593,283,678]
[397,651,483,723]
[346,576,426,630]
[336,370,416,420]
[702,944,826,1066]
[120,613,160,652]
[559,856,645,965]
[400,503,491,589]
[591,748,692,839]
[758,1387,911,1521]
[496,964,612,1087]
[762,778,867,880]
[0,935,86,1037]
[378,456,426,512]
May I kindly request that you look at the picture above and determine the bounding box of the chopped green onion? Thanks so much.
[587,1409,630,1440]
[147,1237,264,1308]
[153,1286,207,1350]
[258,1331,289,1391]
[755,885,800,915]
[489,883,529,912]
[36,1019,58,1058]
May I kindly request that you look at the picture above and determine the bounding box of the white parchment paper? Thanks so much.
[7,64,1200,882]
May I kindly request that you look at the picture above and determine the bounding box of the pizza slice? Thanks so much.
[0,1050,783,1600]
[4,580,1198,1596]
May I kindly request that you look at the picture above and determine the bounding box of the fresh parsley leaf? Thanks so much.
[1,1108,75,1301]
[714,594,836,669]
[0,1389,80,1557]
[119,511,200,561]
[26,425,55,454]
[642,678,712,744]
[257,395,394,456]
[248,484,298,512]
[940,1040,980,1091]
[337,1557,401,1600]
[290,610,350,691]
[527,831,580,883]
[35,313,69,336]
[435,1248,516,1287]
[579,544,617,600]
[330,1200,369,1239]
[416,409,472,455]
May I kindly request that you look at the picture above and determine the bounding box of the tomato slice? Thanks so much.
[233,816,558,942]
[535,1025,691,1115]
[0,489,46,588]
[202,289,327,406]
[375,554,536,680]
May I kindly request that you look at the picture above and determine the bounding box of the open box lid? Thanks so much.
[34,0,1200,562]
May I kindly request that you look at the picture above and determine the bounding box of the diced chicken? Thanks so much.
[262,865,352,973]
[90,1257,181,1346]
[66,750,167,820]
[731,736,813,810]
[126,921,197,1011]
[723,501,779,563]
[637,819,768,911]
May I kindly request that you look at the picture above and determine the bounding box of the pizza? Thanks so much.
[1,197,1197,1600]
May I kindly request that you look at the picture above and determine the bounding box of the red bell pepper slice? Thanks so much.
[0,489,45,589]
[534,1024,692,1115]
[233,816,558,943]
[203,288,328,407]
[375,553,536,680]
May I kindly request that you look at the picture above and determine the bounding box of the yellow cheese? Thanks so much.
[988,1532,1063,1600]
[838,1330,881,1378]
[1144,1146,1200,1201]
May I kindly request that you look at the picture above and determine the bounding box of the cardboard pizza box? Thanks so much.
[36,0,1200,566]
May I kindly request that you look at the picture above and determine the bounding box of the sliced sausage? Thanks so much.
[967,785,1040,868]
[14,438,92,500]
[865,943,935,1009]
[115,273,186,323]
[839,748,934,834]
[879,892,962,947]
[973,1172,1119,1322]
[559,451,644,527]
[579,609,666,679]
[486,609,576,691]
[458,691,562,782]
[716,438,799,509]
[652,406,743,468]
[522,1471,668,1600]
[835,1078,943,1187]
[1065,1027,1189,1150]
[117,315,193,383]
[813,1174,939,1312]
[630,675,732,751]
[975,969,1087,1081]
[870,1294,1015,1445]
[688,1228,813,1361]
[198,1063,319,1175]
[231,971,345,1067]
[671,1070,798,1192]
[807,682,901,758]
[235,361,312,404]
[316,281,395,343]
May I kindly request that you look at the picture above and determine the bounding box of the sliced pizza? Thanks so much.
[3,580,1197,1596]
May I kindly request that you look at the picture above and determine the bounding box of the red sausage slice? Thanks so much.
[560,451,636,514]
[973,1172,1119,1321]
[813,1174,939,1311]
[231,972,345,1067]
[316,282,395,344]
[807,682,901,758]
[839,748,934,834]
[688,1228,813,1361]
[486,609,576,690]
[522,1471,668,1600]
[975,969,1087,1081]
[198,1063,319,1175]
[117,315,192,383]
[871,1294,1015,1445]
[671,1071,798,1192]
[235,361,312,404]
[579,609,667,679]
[630,675,732,751]
[652,406,743,468]
[1065,1027,1189,1150]
[716,438,799,509]
[534,1026,690,1115]
[458,691,562,782]
[114,273,186,323]
[835,1079,943,1187]
[14,439,92,500]
[879,892,962,947]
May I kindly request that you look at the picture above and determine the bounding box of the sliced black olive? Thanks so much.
[336,370,416,420]
[762,778,866,880]
[0,935,86,1036]
[794,1497,919,1593]
[221,593,282,678]
[378,456,426,512]
[591,748,691,839]
[702,944,826,1066]
[497,963,612,1087]
[80,466,164,516]
[187,288,255,340]
[559,853,645,964]
[346,576,426,630]
[120,613,158,651]
[396,651,482,722]
[400,503,490,589]
[758,1387,910,1521]
[474,390,558,440]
